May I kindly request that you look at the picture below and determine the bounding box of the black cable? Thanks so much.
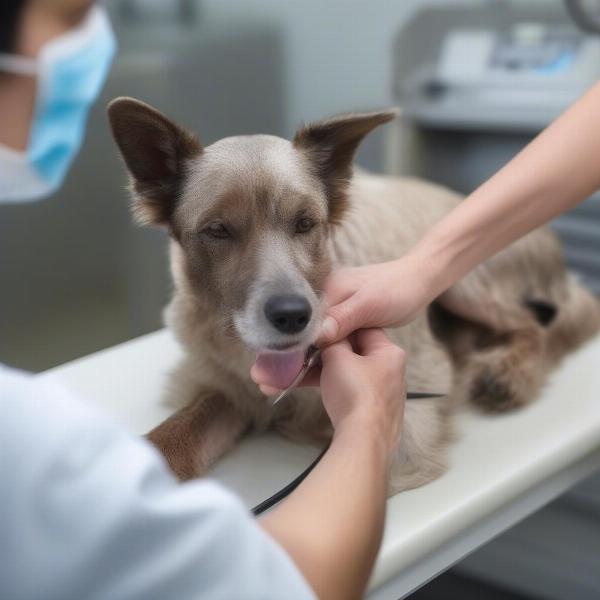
[251,443,331,516]
[251,392,444,515]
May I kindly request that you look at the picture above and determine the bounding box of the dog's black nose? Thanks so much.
[264,294,312,334]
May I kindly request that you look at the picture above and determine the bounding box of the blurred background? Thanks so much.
[1,1,600,598]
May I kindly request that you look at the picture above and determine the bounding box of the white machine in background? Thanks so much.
[386,2,600,600]
[432,24,600,129]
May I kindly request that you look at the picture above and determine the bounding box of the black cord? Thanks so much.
[251,443,331,516]
[251,392,445,516]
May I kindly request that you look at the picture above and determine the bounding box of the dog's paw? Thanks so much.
[469,368,520,413]
[467,352,547,414]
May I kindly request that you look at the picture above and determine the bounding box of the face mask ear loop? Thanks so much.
[0,55,38,77]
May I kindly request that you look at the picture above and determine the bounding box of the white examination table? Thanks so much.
[40,329,600,599]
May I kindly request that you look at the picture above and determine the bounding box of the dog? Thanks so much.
[108,97,600,493]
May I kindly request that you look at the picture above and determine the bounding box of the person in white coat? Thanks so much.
[0,3,407,599]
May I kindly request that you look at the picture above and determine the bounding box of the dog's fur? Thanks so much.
[108,97,600,493]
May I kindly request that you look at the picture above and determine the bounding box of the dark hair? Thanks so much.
[0,1,25,54]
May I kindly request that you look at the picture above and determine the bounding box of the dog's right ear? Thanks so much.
[107,97,202,226]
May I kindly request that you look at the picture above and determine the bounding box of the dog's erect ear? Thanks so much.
[107,97,202,226]
[293,109,399,223]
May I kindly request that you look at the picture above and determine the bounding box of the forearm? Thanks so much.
[409,79,600,298]
[260,418,389,600]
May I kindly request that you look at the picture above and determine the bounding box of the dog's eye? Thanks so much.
[203,222,231,239]
[295,217,315,234]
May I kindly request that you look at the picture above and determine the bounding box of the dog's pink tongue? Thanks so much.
[253,351,306,389]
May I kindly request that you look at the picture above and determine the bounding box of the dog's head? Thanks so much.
[108,97,396,385]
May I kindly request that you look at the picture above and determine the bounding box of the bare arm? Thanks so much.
[414,79,600,300]
[260,330,405,600]
[261,422,388,600]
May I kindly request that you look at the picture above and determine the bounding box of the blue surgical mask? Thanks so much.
[0,6,116,203]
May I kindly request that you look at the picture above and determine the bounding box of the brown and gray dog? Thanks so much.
[108,97,600,493]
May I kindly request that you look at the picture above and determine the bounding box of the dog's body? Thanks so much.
[108,98,600,493]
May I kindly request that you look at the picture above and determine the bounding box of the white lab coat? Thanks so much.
[0,364,315,600]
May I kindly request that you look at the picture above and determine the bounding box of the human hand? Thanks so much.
[319,328,406,453]
[319,255,436,346]
[251,255,433,395]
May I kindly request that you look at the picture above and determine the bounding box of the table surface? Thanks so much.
[40,328,600,598]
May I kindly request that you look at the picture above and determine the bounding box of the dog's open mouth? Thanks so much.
[253,350,306,389]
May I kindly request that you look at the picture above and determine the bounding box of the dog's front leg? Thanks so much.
[146,393,249,481]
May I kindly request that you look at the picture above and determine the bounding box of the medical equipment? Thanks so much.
[395,18,600,131]
[255,347,445,515]
[252,444,330,516]
[272,345,446,407]
[255,394,444,515]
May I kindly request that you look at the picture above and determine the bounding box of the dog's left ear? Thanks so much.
[293,109,399,223]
